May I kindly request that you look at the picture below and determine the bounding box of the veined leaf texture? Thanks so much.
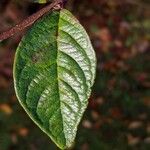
[13,9,96,149]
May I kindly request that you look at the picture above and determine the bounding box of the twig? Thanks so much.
[0,0,62,42]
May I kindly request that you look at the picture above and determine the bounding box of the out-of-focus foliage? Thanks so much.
[0,0,150,150]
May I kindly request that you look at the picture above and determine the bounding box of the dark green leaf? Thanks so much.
[13,9,96,149]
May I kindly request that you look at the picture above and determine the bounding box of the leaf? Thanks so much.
[13,9,96,149]
[30,0,51,3]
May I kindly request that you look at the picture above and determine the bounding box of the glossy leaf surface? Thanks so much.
[13,9,96,149]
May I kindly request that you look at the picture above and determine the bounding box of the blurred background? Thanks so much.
[0,0,150,149]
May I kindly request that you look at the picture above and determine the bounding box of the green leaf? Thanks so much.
[29,0,51,3]
[13,9,96,149]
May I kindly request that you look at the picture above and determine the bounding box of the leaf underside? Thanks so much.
[13,9,96,149]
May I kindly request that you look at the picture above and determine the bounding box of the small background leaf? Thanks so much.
[29,0,52,4]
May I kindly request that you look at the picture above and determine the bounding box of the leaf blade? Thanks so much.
[30,0,51,3]
[13,9,96,149]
